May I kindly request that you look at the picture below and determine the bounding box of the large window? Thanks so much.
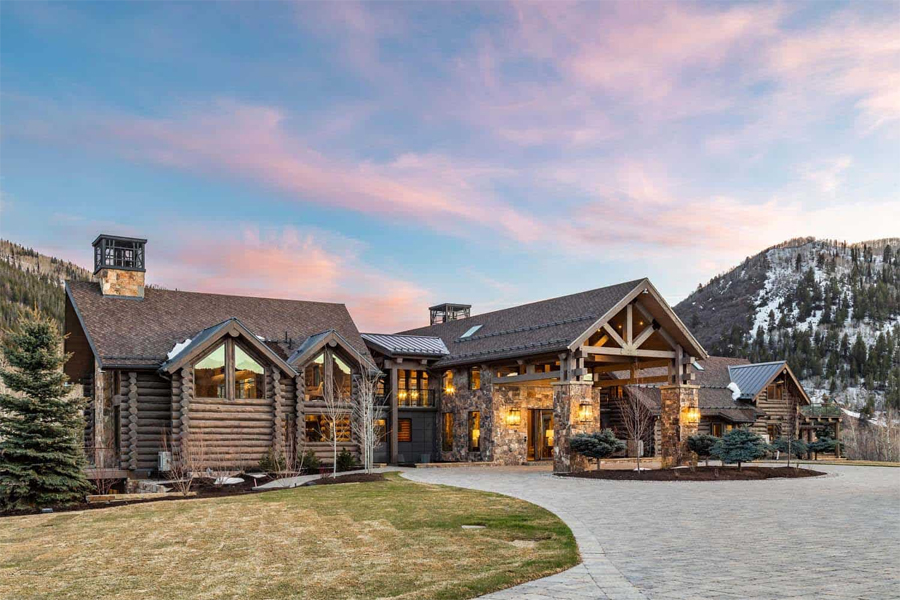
[468,411,481,452]
[399,369,432,406]
[711,422,723,437]
[234,345,265,399]
[305,414,352,442]
[195,341,265,400]
[442,413,454,452]
[305,354,325,401]
[304,350,355,402]
[195,344,228,399]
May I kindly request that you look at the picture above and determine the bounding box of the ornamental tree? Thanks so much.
[569,429,625,471]
[687,433,720,467]
[0,312,91,510]
[711,428,767,471]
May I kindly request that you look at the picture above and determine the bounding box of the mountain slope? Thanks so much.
[675,237,900,409]
[0,240,93,333]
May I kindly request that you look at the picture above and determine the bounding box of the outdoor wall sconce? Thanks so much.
[506,408,521,426]
[578,402,593,423]
[398,390,408,401]
[444,384,456,395]
[681,407,701,423]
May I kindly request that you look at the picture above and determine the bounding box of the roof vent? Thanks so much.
[429,303,471,325]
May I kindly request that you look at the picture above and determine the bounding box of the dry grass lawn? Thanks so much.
[0,473,577,600]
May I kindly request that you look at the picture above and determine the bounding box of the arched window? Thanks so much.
[194,340,266,400]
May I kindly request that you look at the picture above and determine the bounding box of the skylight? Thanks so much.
[460,325,482,339]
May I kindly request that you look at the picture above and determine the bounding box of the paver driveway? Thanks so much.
[402,465,900,600]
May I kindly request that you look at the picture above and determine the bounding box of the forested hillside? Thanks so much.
[0,240,93,333]
[676,238,900,411]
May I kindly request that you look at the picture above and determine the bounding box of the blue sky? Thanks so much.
[1,1,898,331]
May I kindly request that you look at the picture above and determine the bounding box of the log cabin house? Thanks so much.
[66,234,831,481]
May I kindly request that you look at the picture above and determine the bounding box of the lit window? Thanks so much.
[305,414,351,442]
[468,411,481,452]
[443,370,455,395]
[195,341,265,400]
[305,353,325,401]
[398,418,412,443]
[442,413,454,452]
[469,367,481,391]
[460,325,482,339]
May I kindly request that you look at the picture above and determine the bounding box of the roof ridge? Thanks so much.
[730,360,786,368]
[362,332,444,339]
[399,278,646,334]
[69,280,350,308]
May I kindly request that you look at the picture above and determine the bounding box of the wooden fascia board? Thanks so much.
[493,370,562,385]
[291,330,378,373]
[65,283,103,369]
[568,279,649,351]
[642,279,709,359]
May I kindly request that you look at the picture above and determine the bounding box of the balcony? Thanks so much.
[397,388,436,407]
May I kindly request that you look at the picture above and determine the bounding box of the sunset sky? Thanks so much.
[1,1,898,331]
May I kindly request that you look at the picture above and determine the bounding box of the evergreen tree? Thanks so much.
[711,429,767,470]
[687,433,719,467]
[0,312,90,510]
[569,430,625,471]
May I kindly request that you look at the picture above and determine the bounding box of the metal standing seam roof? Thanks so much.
[361,333,449,357]
[727,361,787,400]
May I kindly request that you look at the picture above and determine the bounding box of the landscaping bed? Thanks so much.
[560,466,826,481]
[307,472,386,485]
[0,473,577,600]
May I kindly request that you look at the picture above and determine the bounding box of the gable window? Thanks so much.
[442,413,454,452]
[235,345,265,399]
[195,341,266,400]
[468,411,481,452]
[304,350,356,402]
[195,344,228,398]
[469,367,481,391]
[305,354,325,401]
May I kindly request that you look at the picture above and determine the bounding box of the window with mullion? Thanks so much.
[194,339,265,400]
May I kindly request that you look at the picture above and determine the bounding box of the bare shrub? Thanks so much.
[353,369,388,474]
[843,409,900,462]
[161,430,206,497]
[619,392,654,473]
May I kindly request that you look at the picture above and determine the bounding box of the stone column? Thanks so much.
[552,380,598,473]
[659,384,700,468]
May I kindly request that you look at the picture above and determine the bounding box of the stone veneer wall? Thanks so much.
[491,385,554,465]
[98,268,145,298]
[438,367,494,462]
[552,381,601,473]
[659,384,700,468]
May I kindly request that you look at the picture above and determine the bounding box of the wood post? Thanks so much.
[390,366,399,464]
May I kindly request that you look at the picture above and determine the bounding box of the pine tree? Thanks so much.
[0,312,91,510]
[711,429,767,470]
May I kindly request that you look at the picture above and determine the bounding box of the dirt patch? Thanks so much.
[307,473,387,485]
[560,466,826,481]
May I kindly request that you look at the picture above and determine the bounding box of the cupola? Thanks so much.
[92,234,147,299]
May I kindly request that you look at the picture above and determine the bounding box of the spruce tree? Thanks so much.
[0,312,91,510]
[711,429,767,470]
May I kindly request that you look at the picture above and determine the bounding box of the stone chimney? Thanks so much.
[92,234,147,299]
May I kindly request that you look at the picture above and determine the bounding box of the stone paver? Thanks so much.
[402,465,900,600]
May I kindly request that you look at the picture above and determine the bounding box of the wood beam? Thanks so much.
[582,345,676,359]
[594,375,669,388]
[626,304,633,345]
[494,370,562,385]
[632,323,655,349]
[602,323,627,348]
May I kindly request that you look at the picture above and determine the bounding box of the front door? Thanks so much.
[530,409,554,461]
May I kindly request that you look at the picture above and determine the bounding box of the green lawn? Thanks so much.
[0,473,577,599]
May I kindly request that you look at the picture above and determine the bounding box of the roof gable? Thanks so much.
[66,281,372,369]
[160,317,297,376]
[288,329,377,371]
[728,361,811,404]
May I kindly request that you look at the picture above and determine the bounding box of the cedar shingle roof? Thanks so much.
[66,281,372,369]
[399,279,646,367]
